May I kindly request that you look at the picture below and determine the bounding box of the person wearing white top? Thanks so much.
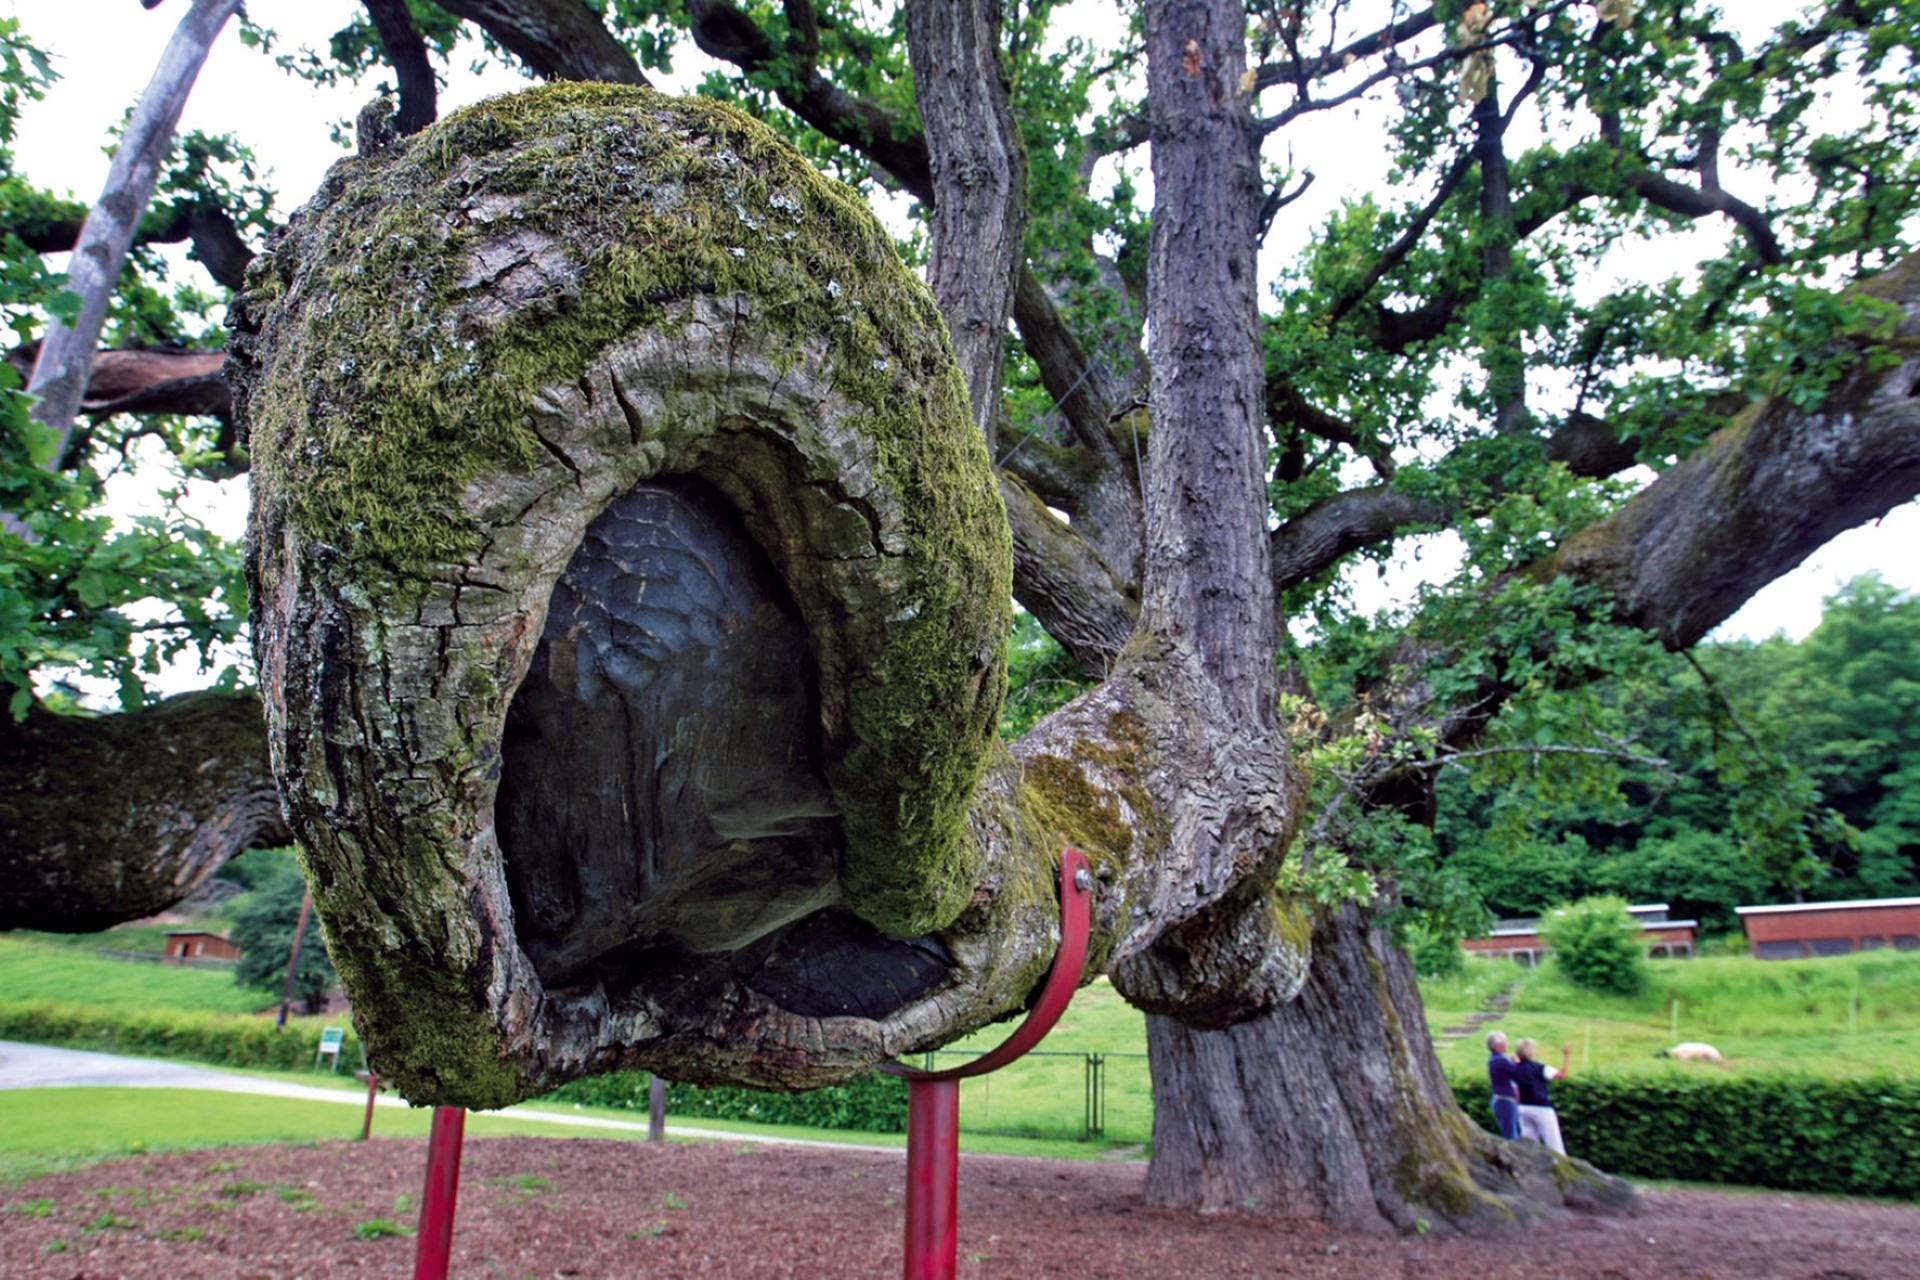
[1513,1037,1569,1156]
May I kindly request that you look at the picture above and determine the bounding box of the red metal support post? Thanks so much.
[412,1106,467,1280]
[883,848,1094,1280]
[903,1077,961,1279]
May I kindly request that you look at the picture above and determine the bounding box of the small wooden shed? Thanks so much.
[163,930,240,963]
[1736,897,1920,959]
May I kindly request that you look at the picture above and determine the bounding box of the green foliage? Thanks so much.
[0,999,356,1071]
[1448,835,1596,920]
[1403,921,1466,980]
[544,1070,909,1133]
[1438,576,1920,929]
[0,18,249,717]
[1451,1073,1920,1198]
[1540,895,1647,996]
[1001,610,1094,739]
[227,860,334,1013]
[1588,829,1771,933]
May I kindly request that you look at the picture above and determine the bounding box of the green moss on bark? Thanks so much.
[238,81,1012,1043]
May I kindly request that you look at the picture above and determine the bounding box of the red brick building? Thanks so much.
[1461,903,1698,966]
[1735,897,1920,959]
[163,930,241,963]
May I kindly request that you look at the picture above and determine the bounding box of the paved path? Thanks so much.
[0,1040,897,1150]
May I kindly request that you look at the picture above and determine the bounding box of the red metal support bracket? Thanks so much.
[412,1105,467,1280]
[881,847,1094,1280]
[402,848,1092,1280]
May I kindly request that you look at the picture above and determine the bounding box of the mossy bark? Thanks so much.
[1144,902,1636,1234]
[235,84,1308,1106]
[0,691,288,930]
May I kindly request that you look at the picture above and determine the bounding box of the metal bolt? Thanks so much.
[1074,868,1093,892]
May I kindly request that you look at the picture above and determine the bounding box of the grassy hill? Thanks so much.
[0,936,265,1017]
[1429,950,1920,1078]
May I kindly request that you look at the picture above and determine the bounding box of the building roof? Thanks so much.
[1735,897,1920,916]
[163,930,233,940]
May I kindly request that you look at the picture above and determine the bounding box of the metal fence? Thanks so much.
[907,1048,1153,1142]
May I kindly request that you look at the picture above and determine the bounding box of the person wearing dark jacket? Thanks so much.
[1486,1031,1522,1140]
[1513,1037,1570,1155]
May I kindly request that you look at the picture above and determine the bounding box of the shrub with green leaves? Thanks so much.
[543,1069,909,1133]
[1541,895,1646,996]
[0,1000,356,1070]
[1452,1073,1920,1198]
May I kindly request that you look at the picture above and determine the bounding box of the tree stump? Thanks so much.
[231,84,1019,1105]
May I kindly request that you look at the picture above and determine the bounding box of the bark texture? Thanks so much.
[904,0,1027,446]
[1107,0,1308,1028]
[234,85,1308,1106]
[0,690,289,931]
[25,0,241,467]
[1145,903,1634,1234]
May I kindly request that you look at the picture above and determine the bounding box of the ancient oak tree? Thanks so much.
[6,0,1920,1236]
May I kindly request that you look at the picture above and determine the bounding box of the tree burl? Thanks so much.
[233,85,1038,1105]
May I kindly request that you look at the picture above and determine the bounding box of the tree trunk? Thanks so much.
[1145,902,1635,1234]
[0,690,289,930]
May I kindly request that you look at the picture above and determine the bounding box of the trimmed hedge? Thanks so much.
[543,1069,909,1133]
[0,1000,360,1072]
[1451,1073,1920,1198]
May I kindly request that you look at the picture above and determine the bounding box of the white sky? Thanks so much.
[6,0,1916,671]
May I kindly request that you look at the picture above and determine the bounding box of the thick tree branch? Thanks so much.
[3,200,253,292]
[906,0,1027,447]
[684,0,932,202]
[1001,471,1138,673]
[432,0,646,84]
[364,0,439,134]
[1270,486,1446,596]
[1543,261,1920,647]
[25,0,242,470]
[0,690,289,931]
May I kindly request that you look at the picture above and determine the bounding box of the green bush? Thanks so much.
[543,1069,909,1132]
[1540,895,1646,996]
[1451,1073,1920,1198]
[0,1000,357,1072]
[1403,923,1465,980]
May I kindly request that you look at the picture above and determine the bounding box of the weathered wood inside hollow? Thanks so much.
[499,475,955,1018]
[500,477,841,977]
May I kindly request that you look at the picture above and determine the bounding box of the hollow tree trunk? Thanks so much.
[0,690,289,930]
[233,83,1309,1108]
[1145,902,1634,1234]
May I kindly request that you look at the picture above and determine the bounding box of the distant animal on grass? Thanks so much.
[1656,1042,1725,1064]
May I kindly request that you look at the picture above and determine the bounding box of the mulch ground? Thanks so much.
[2,1134,1916,1279]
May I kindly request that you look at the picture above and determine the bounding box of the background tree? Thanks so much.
[228,851,335,1015]
[1434,574,1920,929]
[4,0,1920,1235]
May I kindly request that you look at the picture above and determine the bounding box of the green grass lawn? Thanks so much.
[0,937,266,1016]
[7,923,181,954]
[937,978,1152,1143]
[7,926,1919,1170]
[0,1085,1124,1183]
[1430,949,1920,1078]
